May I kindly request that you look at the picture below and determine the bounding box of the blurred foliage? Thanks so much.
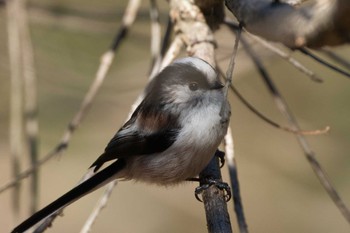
[0,1,349,233]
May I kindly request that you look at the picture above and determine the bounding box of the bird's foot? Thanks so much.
[215,150,225,168]
[194,178,231,202]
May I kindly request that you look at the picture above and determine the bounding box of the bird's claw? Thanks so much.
[215,150,225,168]
[194,179,231,202]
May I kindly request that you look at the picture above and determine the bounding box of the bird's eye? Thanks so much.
[189,82,199,91]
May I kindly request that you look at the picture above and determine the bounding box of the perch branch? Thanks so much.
[200,157,233,233]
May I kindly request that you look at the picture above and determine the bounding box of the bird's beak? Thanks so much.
[212,81,224,90]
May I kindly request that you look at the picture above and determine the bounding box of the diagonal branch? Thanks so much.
[298,48,350,79]
[246,40,350,224]
[321,48,350,70]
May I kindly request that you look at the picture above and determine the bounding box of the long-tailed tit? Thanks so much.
[12,57,231,233]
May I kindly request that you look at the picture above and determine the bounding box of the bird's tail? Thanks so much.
[12,159,126,233]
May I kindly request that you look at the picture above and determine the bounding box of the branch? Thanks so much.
[18,0,40,213]
[298,48,350,79]
[149,0,162,75]
[321,48,350,70]
[225,0,350,48]
[169,0,218,65]
[224,128,248,233]
[80,182,115,233]
[6,0,24,218]
[248,41,350,224]
[200,157,233,233]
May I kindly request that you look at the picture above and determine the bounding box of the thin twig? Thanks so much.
[321,48,350,70]
[32,170,95,233]
[223,25,242,98]
[220,25,249,233]
[149,0,162,76]
[250,43,350,224]
[224,127,248,233]
[250,35,323,83]
[237,36,330,136]
[225,72,330,135]
[80,183,115,233]
[159,35,184,70]
[225,20,323,83]
[7,0,24,218]
[18,0,40,213]
[299,47,350,79]
[149,16,173,78]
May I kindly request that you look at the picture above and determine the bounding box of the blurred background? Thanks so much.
[1,1,350,232]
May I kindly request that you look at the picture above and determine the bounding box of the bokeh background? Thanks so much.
[1,1,350,233]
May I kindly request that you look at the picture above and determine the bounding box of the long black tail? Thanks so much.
[12,159,126,233]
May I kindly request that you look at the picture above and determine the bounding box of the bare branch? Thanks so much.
[18,0,40,213]
[160,35,184,70]
[299,48,350,78]
[321,48,350,70]
[169,0,217,65]
[80,182,116,233]
[250,43,350,224]
[248,33,323,83]
[219,66,330,135]
[6,0,24,218]
[224,128,249,233]
[149,0,162,75]
[223,25,242,98]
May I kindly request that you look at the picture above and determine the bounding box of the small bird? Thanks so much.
[12,57,231,233]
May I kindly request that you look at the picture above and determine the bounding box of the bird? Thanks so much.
[12,56,231,233]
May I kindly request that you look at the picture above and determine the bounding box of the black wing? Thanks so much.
[90,100,180,171]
